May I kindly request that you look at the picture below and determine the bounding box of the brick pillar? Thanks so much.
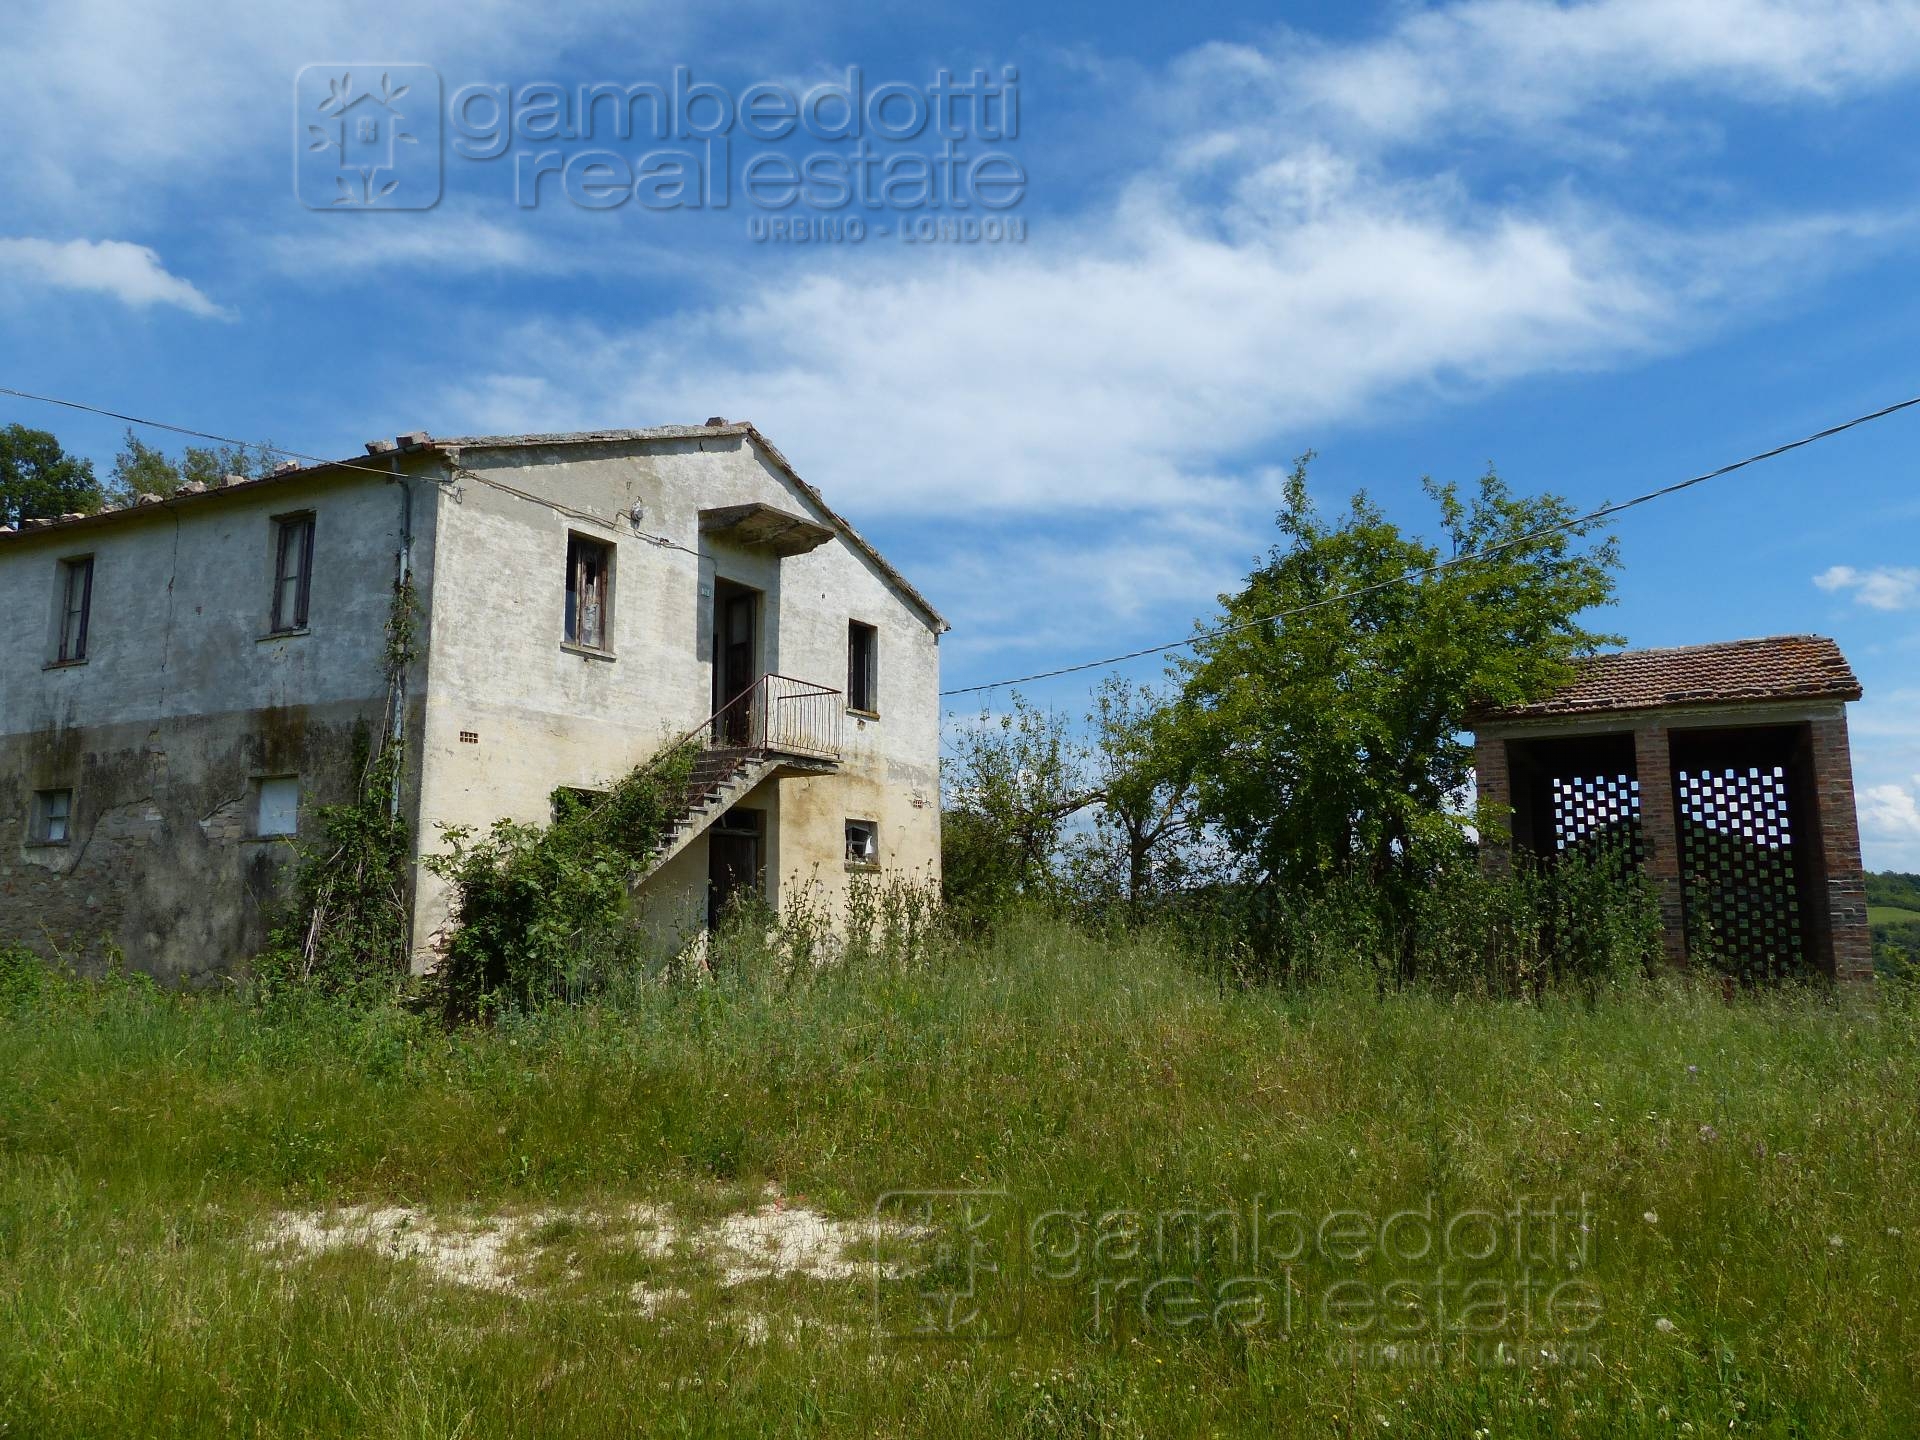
[1475,734,1513,873]
[1808,711,1874,983]
[1632,725,1687,966]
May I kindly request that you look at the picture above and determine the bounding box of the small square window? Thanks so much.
[845,818,879,867]
[847,621,878,714]
[54,556,93,663]
[31,788,72,845]
[271,515,315,633]
[565,534,614,651]
[256,776,300,837]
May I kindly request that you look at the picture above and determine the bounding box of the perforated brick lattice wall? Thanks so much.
[1677,765,1802,976]
[1549,773,1644,868]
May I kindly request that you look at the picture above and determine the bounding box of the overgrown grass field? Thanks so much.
[1,920,1915,1437]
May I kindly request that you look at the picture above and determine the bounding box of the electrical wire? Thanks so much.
[6,381,1916,694]
[0,384,413,483]
[0,383,702,556]
[938,392,1920,697]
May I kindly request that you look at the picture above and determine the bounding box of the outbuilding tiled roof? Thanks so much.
[1474,635,1862,722]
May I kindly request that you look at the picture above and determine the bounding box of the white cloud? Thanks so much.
[263,215,543,276]
[257,202,722,286]
[421,2,1918,522]
[1193,0,1920,146]
[0,238,226,317]
[926,523,1248,668]
[442,157,1889,521]
[0,0,797,221]
[1860,780,1920,839]
[1815,564,1920,610]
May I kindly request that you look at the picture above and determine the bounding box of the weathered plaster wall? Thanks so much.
[0,472,428,978]
[0,433,939,978]
[411,434,942,961]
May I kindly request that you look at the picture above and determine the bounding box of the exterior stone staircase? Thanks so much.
[630,747,779,890]
[626,675,846,895]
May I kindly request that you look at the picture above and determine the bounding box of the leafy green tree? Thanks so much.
[107,431,181,499]
[107,428,277,503]
[0,424,101,526]
[1866,871,1920,912]
[1067,677,1204,921]
[1175,456,1620,901]
[941,696,1095,913]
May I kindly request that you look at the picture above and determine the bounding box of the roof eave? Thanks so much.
[435,424,949,633]
[0,456,410,544]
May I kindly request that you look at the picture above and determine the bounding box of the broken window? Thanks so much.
[550,786,603,824]
[256,776,300,837]
[847,621,878,713]
[31,788,72,844]
[565,534,613,651]
[271,514,315,633]
[846,818,879,867]
[54,556,92,663]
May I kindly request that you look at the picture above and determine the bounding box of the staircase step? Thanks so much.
[630,751,783,895]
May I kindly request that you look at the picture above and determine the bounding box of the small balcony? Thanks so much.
[707,674,843,764]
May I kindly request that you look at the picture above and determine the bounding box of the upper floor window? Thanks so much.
[565,534,613,651]
[848,620,878,714]
[270,514,315,634]
[54,556,92,663]
[31,788,72,845]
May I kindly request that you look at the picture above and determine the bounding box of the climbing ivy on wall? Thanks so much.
[426,742,698,1018]
[255,566,702,1017]
[254,578,418,1000]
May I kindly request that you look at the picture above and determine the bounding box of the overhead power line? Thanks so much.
[3,382,1915,698]
[0,384,411,483]
[0,383,702,557]
[938,392,1920,698]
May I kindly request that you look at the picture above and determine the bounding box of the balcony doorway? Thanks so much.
[712,581,760,745]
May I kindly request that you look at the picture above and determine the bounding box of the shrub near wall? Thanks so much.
[427,744,697,1016]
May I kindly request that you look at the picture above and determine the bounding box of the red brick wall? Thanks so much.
[1475,708,1874,982]
[1475,735,1512,873]
[1631,725,1689,966]
[1808,712,1874,982]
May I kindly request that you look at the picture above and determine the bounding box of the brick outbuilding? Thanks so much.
[1472,636,1870,982]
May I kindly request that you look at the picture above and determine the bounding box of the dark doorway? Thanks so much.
[708,809,765,928]
[1502,732,1643,875]
[712,582,760,744]
[1669,725,1815,979]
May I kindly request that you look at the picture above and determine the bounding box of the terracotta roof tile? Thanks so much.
[1474,635,1861,722]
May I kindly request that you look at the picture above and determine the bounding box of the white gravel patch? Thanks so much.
[255,1205,557,1295]
[259,1184,907,1305]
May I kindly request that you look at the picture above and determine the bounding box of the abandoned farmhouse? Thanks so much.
[0,422,946,979]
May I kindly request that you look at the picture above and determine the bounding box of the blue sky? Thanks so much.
[4,0,1920,866]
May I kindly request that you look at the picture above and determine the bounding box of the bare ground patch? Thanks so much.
[255,1184,909,1341]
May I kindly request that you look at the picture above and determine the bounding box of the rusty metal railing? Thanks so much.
[705,674,843,761]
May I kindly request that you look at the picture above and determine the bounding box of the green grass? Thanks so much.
[1868,905,1920,927]
[1,920,1916,1437]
